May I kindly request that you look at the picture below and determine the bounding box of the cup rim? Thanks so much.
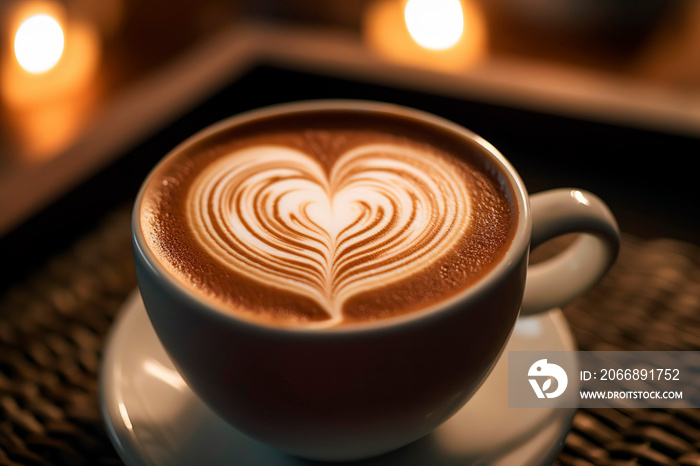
[132,99,531,336]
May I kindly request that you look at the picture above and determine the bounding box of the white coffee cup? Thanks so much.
[132,100,619,461]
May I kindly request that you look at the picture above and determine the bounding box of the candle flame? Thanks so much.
[404,0,464,50]
[14,14,65,74]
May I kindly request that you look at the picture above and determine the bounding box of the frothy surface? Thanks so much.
[140,110,516,327]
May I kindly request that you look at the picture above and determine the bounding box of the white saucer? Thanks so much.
[100,291,577,466]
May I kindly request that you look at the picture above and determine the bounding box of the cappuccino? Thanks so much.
[140,109,516,327]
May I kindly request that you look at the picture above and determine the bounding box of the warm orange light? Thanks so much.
[404,0,464,50]
[1,1,101,160]
[8,86,98,159]
[14,14,65,74]
[364,0,487,72]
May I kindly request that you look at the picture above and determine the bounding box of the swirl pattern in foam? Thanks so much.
[140,111,516,328]
[187,144,471,327]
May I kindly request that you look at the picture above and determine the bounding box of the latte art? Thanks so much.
[141,109,515,327]
[188,144,471,327]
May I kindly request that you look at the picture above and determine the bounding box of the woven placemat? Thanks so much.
[0,205,698,465]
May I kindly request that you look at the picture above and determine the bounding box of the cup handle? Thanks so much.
[520,188,620,316]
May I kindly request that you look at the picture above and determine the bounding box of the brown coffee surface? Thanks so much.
[140,108,517,327]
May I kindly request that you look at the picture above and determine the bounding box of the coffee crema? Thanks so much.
[140,109,517,327]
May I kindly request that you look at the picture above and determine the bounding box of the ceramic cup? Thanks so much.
[132,100,620,462]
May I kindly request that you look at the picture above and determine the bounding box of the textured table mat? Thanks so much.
[0,205,699,466]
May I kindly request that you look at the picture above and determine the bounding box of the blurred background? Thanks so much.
[1,0,699,248]
[0,2,700,465]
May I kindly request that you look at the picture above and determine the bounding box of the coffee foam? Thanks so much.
[187,143,470,327]
[140,110,516,327]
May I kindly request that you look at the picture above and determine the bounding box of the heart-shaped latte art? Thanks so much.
[187,144,471,326]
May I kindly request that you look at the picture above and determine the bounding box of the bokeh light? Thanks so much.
[14,14,65,74]
[404,0,464,50]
